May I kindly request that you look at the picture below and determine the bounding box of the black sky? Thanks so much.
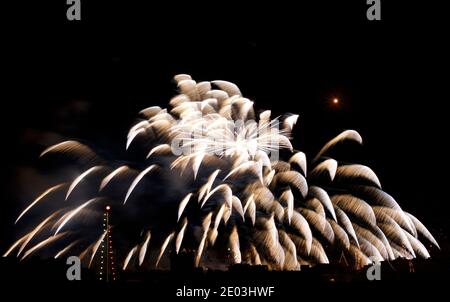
[1,1,449,255]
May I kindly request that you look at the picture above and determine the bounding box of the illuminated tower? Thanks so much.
[99,205,117,282]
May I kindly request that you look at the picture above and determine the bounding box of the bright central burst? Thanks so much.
[5,74,439,272]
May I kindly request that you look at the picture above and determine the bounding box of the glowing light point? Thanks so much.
[333,98,339,104]
[106,205,111,211]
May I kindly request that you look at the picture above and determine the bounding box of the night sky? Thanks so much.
[1,0,449,288]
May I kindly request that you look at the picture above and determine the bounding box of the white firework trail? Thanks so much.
[89,231,107,268]
[21,232,68,261]
[66,166,103,200]
[15,183,65,224]
[100,166,129,191]
[139,231,151,266]
[55,240,80,259]
[55,198,99,235]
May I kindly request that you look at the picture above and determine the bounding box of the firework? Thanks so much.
[5,74,439,271]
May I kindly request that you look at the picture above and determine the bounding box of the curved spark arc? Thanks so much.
[139,231,151,266]
[156,233,175,268]
[100,166,129,191]
[88,231,107,268]
[3,235,27,257]
[15,183,65,224]
[66,166,102,200]
[21,232,68,261]
[17,211,62,257]
[55,240,80,259]
[55,198,100,235]
[124,165,157,204]
[123,246,138,270]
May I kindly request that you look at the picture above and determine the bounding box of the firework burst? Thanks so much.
[5,74,439,271]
